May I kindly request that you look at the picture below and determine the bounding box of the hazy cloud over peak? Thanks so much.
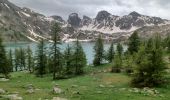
[9,0,170,20]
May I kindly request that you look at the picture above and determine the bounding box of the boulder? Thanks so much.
[26,88,34,94]
[0,88,6,94]
[2,94,23,100]
[53,87,62,94]
[0,78,9,82]
[99,84,105,88]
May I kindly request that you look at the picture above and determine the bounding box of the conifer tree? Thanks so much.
[128,31,140,54]
[26,46,34,73]
[0,35,10,78]
[7,49,13,72]
[19,48,26,70]
[132,34,166,87]
[107,41,115,63]
[14,48,20,71]
[35,39,47,77]
[64,44,74,75]
[73,39,87,75]
[50,22,63,79]
[117,43,123,56]
[111,53,122,73]
[93,34,104,66]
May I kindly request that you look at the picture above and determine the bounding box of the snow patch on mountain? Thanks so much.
[21,11,31,17]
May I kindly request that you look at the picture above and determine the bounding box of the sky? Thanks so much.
[9,0,170,20]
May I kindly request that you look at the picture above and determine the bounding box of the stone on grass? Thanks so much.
[53,86,62,94]
[0,78,9,82]
[99,84,105,88]
[26,88,34,94]
[52,97,67,100]
[2,94,23,100]
[26,84,34,89]
[0,88,6,94]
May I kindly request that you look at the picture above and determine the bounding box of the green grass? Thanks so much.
[1,65,170,100]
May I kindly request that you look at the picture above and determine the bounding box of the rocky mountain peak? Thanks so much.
[68,13,81,28]
[129,11,141,17]
[95,10,111,22]
[51,15,65,23]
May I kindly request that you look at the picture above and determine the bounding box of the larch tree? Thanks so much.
[93,34,104,66]
[0,35,10,78]
[72,39,87,75]
[50,22,63,79]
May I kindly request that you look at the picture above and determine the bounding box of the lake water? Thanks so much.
[4,42,127,65]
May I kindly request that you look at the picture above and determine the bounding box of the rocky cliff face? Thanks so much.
[1,0,170,42]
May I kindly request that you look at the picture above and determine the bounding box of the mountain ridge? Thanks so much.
[1,0,170,42]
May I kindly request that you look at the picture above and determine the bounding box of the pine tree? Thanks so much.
[26,46,34,73]
[14,48,20,71]
[117,43,123,56]
[0,35,10,78]
[132,34,166,87]
[64,44,74,75]
[19,48,26,70]
[35,39,47,77]
[93,34,104,66]
[7,49,13,72]
[164,34,170,52]
[111,53,122,73]
[128,31,140,54]
[73,39,87,75]
[50,22,63,79]
[107,41,115,63]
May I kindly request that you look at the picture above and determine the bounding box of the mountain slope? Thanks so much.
[1,0,170,42]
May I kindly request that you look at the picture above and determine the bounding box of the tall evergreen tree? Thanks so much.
[117,43,123,56]
[50,22,63,79]
[0,35,10,78]
[93,34,104,66]
[14,48,20,71]
[7,49,13,72]
[35,39,47,77]
[73,39,87,75]
[19,48,26,70]
[26,46,34,73]
[128,31,140,54]
[164,34,170,52]
[132,34,166,87]
[107,41,115,63]
[64,44,74,75]
[111,53,122,73]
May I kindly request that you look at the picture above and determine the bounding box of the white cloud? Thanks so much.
[9,0,170,20]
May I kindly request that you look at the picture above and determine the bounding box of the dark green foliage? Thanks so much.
[111,54,122,73]
[107,41,115,63]
[64,44,74,75]
[128,31,140,54]
[93,35,104,66]
[72,39,87,75]
[26,46,34,73]
[35,39,47,77]
[163,34,170,53]
[50,22,64,79]
[132,34,166,87]
[19,48,26,70]
[14,48,20,71]
[0,35,10,78]
[7,49,13,72]
[117,43,123,56]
